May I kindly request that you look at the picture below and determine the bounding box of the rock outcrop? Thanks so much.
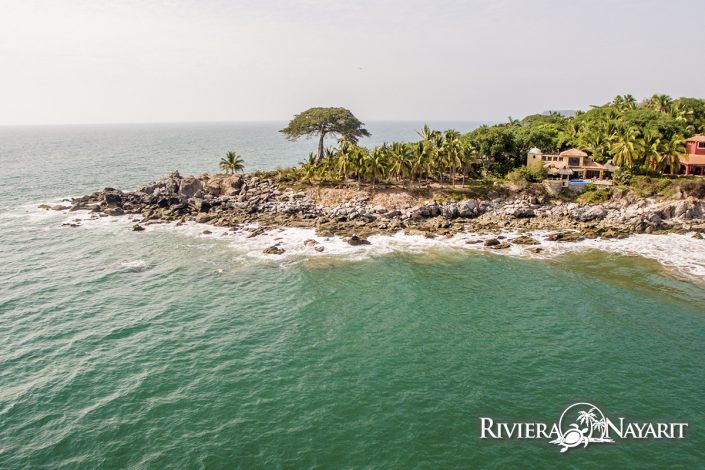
[61,171,705,242]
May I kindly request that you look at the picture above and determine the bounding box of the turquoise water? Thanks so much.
[1,123,704,468]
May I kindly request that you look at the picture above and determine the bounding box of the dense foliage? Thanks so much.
[293,126,481,188]
[463,94,705,176]
[280,107,370,161]
[277,95,705,186]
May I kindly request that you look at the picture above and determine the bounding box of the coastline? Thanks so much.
[56,171,705,239]
[34,170,705,278]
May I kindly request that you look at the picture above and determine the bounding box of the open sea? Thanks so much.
[1,122,704,468]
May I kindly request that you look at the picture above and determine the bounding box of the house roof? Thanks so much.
[546,160,568,169]
[559,148,588,157]
[686,135,705,143]
[528,147,542,155]
[680,154,705,165]
[547,167,573,175]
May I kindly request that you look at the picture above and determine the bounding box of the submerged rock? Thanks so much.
[483,238,500,247]
[511,236,540,245]
[488,242,510,250]
[347,234,371,246]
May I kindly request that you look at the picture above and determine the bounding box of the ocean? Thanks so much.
[1,122,704,468]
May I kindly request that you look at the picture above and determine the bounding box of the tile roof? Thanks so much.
[559,148,588,157]
[680,154,705,165]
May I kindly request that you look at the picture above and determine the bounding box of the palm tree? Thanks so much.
[219,151,245,174]
[580,129,609,162]
[411,141,428,183]
[610,127,639,168]
[668,102,693,123]
[659,134,687,175]
[577,409,597,427]
[649,94,673,113]
[638,128,662,169]
[366,145,388,188]
[443,130,463,186]
[300,153,318,182]
[430,133,446,184]
[460,142,478,186]
[388,142,411,183]
[623,94,637,110]
[336,140,356,182]
[417,124,439,141]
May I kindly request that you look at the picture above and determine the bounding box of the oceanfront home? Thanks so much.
[680,135,705,176]
[526,148,617,183]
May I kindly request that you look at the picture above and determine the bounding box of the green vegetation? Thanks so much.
[219,151,245,174]
[577,184,610,204]
[462,94,703,176]
[505,164,548,186]
[280,107,370,161]
[282,125,481,188]
[274,95,705,190]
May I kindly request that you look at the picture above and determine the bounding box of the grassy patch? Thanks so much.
[577,188,610,204]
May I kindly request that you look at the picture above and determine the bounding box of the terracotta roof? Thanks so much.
[559,148,588,157]
[679,154,705,165]
[686,135,705,143]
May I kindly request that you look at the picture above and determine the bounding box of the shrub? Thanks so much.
[577,186,610,204]
[629,176,676,198]
[505,165,547,185]
[613,168,633,186]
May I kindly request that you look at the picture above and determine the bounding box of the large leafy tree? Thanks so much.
[280,107,370,162]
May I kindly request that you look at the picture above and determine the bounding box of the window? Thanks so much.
[698,142,705,149]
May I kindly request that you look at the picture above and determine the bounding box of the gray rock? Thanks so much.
[178,176,203,198]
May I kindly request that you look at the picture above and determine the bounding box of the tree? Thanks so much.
[659,134,687,174]
[280,107,370,162]
[365,145,388,188]
[219,151,245,174]
[388,142,411,182]
[638,128,662,169]
[610,127,639,168]
[649,94,673,114]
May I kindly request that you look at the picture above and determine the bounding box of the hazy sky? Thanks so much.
[1,0,704,125]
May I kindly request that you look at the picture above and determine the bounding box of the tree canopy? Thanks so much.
[462,94,705,175]
[280,107,370,161]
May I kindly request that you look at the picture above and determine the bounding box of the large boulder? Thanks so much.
[458,199,479,218]
[103,188,124,207]
[179,176,203,198]
[573,205,607,222]
[139,171,181,195]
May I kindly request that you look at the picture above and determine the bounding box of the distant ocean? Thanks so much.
[1,122,704,468]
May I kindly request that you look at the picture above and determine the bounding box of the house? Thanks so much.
[526,148,617,182]
[680,135,705,176]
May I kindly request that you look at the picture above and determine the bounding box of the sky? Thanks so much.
[1,0,704,125]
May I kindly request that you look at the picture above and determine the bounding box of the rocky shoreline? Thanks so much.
[45,171,705,253]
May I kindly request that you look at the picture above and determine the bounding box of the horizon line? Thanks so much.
[0,118,498,128]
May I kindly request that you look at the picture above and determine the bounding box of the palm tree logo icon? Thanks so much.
[550,403,615,453]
